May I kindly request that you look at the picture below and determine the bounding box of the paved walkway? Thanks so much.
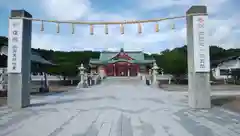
[1,77,240,136]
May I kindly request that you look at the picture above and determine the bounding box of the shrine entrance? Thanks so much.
[115,62,128,76]
[114,62,139,76]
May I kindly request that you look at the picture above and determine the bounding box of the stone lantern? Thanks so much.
[151,62,159,84]
[78,63,85,84]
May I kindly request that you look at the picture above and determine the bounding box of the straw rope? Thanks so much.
[9,13,207,34]
[9,13,207,25]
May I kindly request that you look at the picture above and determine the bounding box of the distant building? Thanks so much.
[0,45,54,67]
[89,48,155,76]
[0,42,56,94]
[212,56,240,79]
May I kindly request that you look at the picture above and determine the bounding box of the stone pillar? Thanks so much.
[89,72,93,86]
[148,69,152,84]
[168,78,171,85]
[83,73,88,88]
[98,65,105,79]
[43,72,49,92]
[187,6,211,108]
[7,10,32,109]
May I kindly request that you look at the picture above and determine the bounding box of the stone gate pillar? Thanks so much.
[186,6,211,108]
[7,10,32,109]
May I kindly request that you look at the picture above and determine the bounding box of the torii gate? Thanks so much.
[7,5,211,109]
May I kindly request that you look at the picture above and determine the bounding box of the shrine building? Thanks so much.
[89,48,155,76]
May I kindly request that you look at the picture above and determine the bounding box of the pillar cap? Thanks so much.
[187,6,207,14]
[11,10,32,18]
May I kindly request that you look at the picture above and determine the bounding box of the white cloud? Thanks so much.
[32,33,71,51]
[200,0,230,14]
[209,15,240,48]
[139,0,193,10]
[27,0,240,52]
[41,0,91,20]
[139,0,230,15]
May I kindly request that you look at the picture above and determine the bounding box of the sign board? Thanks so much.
[193,16,210,72]
[7,19,23,73]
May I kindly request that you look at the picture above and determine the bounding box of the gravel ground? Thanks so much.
[0,77,240,136]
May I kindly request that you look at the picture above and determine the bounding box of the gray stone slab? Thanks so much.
[0,77,240,136]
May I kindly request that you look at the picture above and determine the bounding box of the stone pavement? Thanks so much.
[0,77,240,136]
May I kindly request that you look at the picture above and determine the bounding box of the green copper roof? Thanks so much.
[90,49,155,65]
[99,51,145,61]
[106,59,154,64]
[89,59,154,65]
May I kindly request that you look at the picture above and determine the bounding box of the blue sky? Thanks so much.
[0,0,239,53]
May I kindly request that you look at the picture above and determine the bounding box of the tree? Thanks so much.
[47,64,78,80]
[152,46,187,76]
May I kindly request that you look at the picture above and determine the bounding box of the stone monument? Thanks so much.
[186,6,211,108]
[7,10,32,109]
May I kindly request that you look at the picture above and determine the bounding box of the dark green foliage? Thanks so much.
[33,49,100,77]
[0,36,7,47]
[153,46,188,76]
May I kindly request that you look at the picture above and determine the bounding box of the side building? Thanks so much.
[0,36,56,95]
[89,48,155,77]
[211,56,240,79]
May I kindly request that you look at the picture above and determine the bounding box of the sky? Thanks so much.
[0,0,239,53]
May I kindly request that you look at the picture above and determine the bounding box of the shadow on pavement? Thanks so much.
[211,96,237,106]
[31,91,66,96]
[29,95,119,108]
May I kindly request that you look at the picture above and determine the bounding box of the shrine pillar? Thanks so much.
[137,65,140,77]
[113,64,116,76]
[98,65,105,79]
[127,64,130,76]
